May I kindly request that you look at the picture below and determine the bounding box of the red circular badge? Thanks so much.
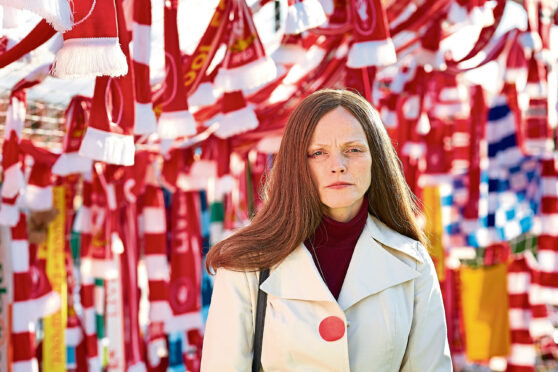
[319,316,346,342]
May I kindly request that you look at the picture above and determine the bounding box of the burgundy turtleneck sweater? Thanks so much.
[304,198,369,300]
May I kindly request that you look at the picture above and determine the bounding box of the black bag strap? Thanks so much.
[252,268,270,372]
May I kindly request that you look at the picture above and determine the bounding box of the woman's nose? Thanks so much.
[330,152,347,173]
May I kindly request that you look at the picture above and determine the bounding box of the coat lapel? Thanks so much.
[337,216,422,311]
[260,214,423,309]
[260,243,335,303]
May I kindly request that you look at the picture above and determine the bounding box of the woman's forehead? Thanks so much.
[310,108,367,143]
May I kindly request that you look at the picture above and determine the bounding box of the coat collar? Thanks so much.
[260,214,422,310]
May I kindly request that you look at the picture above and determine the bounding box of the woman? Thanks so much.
[201,89,452,371]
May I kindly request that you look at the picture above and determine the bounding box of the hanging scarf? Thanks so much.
[157,0,197,141]
[141,179,171,368]
[105,251,126,371]
[285,0,327,35]
[10,213,40,372]
[52,96,93,176]
[52,0,127,78]
[506,253,540,370]
[130,0,156,136]
[0,64,50,226]
[182,0,231,96]
[461,85,486,237]
[346,0,396,67]
[0,20,56,68]
[73,174,102,371]
[523,56,552,155]
[0,225,12,372]
[523,251,554,340]
[214,0,277,92]
[121,201,146,371]
[0,0,71,31]
[537,156,558,305]
[168,190,203,369]
[78,0,135,166]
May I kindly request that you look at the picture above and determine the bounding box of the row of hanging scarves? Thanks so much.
[1,0,558,370]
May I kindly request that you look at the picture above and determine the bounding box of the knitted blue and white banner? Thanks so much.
[483,96,539,244]
[442,95,540,249]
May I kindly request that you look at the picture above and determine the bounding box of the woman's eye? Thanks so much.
[309,151,324,158]
[347,148,362,153]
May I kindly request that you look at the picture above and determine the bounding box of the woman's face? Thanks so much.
[307,107,372,222]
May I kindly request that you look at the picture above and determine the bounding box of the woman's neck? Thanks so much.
[322,197,366,222]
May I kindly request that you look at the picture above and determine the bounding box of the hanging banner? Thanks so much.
[106,266,125,372]
[423,185,445,281]
[43,186,67,372]
[167,190,203,332]
[182,0,231,95]
[106,210,125,372]
[460,263,511,361]
[0,226,12,372]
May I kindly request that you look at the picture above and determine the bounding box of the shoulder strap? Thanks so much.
[252,268,270,372]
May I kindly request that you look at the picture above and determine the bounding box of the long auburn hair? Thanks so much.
[205,89,427,273]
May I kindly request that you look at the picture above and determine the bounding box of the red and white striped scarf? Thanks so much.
[0,224,12,372]
[536,156,558,304]
[0,0,72,32]
[10,212,61,371]
[346,0,396,68]
[141,178,171,368]
[0,63,50,226]
[73,174,102,371]
[51,0,128,78]
[506,254,536,371]
[78,0,136,166]
[52,95,93,176]
[0,20,56,69]
[157,0,197,141]
[167,190,203,361]
[132,0,157,136]
[10,213,39,372]
[523,56,552,155]
[212,0,277,139]
[285,0,327,35]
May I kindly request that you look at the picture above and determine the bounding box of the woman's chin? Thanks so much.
[321,198,361,211]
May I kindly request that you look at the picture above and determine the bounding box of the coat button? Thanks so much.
[319,316,345,342]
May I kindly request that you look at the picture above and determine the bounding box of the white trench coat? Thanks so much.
[201,215,453,371]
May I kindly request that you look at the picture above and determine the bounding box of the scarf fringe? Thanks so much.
[188,82,218,109]
[2,163,25,198]
[134,102,158,135]
[285,0,327,35]
[52,38,128,79]
[0,202,19,226]
[79,127,135,166]
[157,110,197,140]
[0,0,73,31]
[147,338,168,367]
[52,152,93,176]
[25,185,53,211]
[214,105,259,139]
[347,39,397,68]
[215,56,277,92]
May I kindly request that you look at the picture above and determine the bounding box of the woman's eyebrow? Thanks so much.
[309,140,368,147]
